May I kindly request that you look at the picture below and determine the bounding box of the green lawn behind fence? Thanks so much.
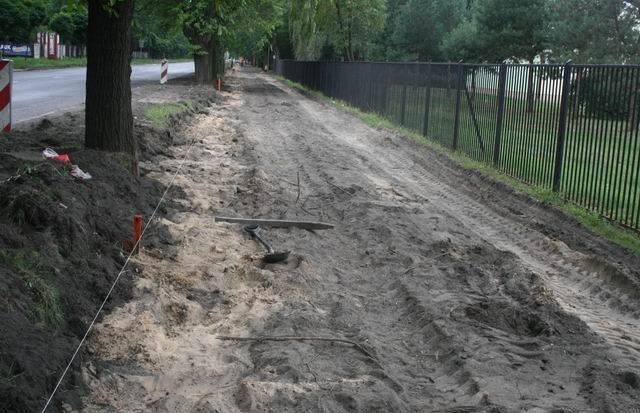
[382,84,640,229]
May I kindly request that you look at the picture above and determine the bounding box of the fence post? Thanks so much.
[552,60,573,192]
[400,84,407,126]
[367,62,375,112]
[381,65,389,117]
[493,63,507,167]
[422,63,432,137]
[453,63,463,150]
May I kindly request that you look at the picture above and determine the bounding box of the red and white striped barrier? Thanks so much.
[36,32,60,59]
[0,59,12,133]
[160,59,168,84]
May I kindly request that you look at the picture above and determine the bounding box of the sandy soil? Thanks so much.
[0,76,219,413]
[76,68,640,412]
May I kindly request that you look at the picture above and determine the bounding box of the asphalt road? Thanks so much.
[12,61,195,124]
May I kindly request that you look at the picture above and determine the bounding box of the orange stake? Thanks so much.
[216,78,221,91]
[133,213,143,254]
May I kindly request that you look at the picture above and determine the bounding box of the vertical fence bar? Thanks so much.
[422,63,432,137]
[400,84,407,126]
[553,61,573,192]
[493,63,507,167]
[276,59,640,230]
[453,63,463,150]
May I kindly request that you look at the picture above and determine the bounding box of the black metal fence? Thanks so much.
[276,59,640,231]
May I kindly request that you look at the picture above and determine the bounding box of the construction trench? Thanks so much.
[2,67,640,412]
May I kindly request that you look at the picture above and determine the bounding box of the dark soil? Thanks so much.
[0,78,218,413]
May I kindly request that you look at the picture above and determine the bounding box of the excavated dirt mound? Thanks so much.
[0,78,219,412]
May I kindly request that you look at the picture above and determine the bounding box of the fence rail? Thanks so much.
[276,59,640,231]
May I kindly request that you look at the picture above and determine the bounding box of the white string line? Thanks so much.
[41,136,199,413]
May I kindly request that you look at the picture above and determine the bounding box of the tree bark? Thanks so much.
[334,0,350,61]
[526,59,535,113]
[471,69,477,100]
[346,3,354,61]
[536,69,543,101]
[85,0,135,154]
[628,84,639,132]
[194,49,212,84]
[188,33,224,85]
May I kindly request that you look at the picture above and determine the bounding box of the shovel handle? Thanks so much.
[244,225,274,254]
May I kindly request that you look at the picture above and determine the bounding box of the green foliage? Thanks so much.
[321,0,386,60]
[0,0,49,42]
[133,0,190,59]
[368,0,409,60]
[48,3,87,44]
[0,249,63,328]
[391,0,465,61]
[282,0,638,64]
[473,0,549,62]
[548,0,640,64]
[273,13,294,59]
[227,0,285,58]
[289,0,386,61]
[289,0,323,59]
[441,19,481,61]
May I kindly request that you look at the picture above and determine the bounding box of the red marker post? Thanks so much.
[133,214,143,254]
[160,59,168,84]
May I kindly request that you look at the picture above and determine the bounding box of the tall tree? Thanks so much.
[133,0,190,59]
[441,19,481,62]
[289,0,324,59]
[85,0,135,154]
[548,0,640,64]
[49,4,88,45]
[391,0,466,61]
[181,0,226,84]
[474,0,548,63]
[227,0,285,67]
[474,0,549,111]
[0,0,48,43]
[289,0,385,61]
[321,0,386,61]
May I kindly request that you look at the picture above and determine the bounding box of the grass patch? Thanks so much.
[382,84,640,228]
[143,101,193,128]
[0,249,63,328]
[11,57,191,70]
[0,361,23,386]
[277,76,640,256]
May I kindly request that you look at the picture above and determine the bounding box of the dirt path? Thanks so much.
[78,68,640,412]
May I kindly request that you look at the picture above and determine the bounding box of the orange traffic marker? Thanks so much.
[133,213,143,254]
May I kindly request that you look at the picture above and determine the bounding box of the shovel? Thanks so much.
[244,225,290,263]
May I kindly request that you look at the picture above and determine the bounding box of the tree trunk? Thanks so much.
[526,60,535,113]
[192,37,223,85]
[85,0,135,154]
[334,0,350,61]
[471,69,476,100]
[346,5,354,61]
[627,82,639,132]
[574,68,583,117]
[194,50,212,84]
[536,69,543,101]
